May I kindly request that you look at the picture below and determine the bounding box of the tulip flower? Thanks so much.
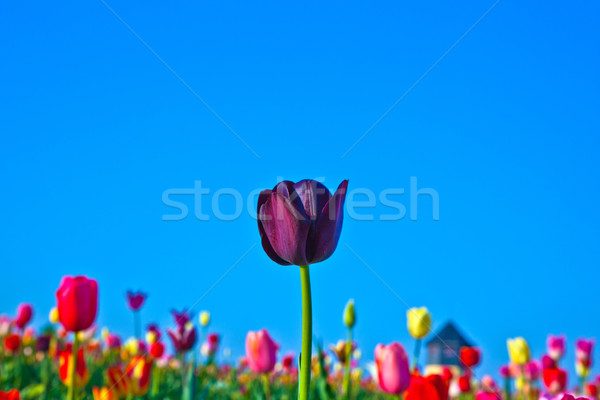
[525,360,542,381]
[107,366,130,399]
[459,347,481,369]
[0,315,11,337]
[199,311,210,327]
[543,367,568,395]
[201,333,220,361]
[458,374,471,393]
[150,341,165,359]
[245,329,278,373]
[475,393,499,400]
[507,337,530,365]
[3,334,20,353]
[126,356,152,397]
[257,179,348,400]
[14,304,32,330]
[126,290,146,339]
[543,354,557,370]
[58,346,89,388]
[0,390,20,400]
[374,342,411,395]
[407,307,431,372]
[56,276,97,400]
[404,374,441,400]
[576,338,595,390]
[343,299,355,329]
[92,387,117,400]
[547,335,567,362]
[167,314,196,353]
[35,334,51,353]
[282,353,295,373]
[426,374,449,400]
[48,308,59,324]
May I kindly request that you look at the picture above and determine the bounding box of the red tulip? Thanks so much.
[245,329,278,373]
[458,374,471,393]
[282,353,295,373]
[14,304,33,330]
[586,382,598,398]
[125,356,152,396]
[426,374,448,400]
[543,367,568,395]
[404,374,441,400]
[460,347,481,368]
[149,341,165,359]
[374,342,411,395]
[126,291,146,311]
[107,366,130,399]
[3,334,20,353]
[257,180,348,266]
[0,390,20,400]
[56,276,98,332]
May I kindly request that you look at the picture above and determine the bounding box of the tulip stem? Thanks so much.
[411,339,421,372]
[66,334,79,400]
[343,328,353,400]
[262,374,271,400]
[298,265,312,400]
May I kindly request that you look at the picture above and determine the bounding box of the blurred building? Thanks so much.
[424,321,473,376]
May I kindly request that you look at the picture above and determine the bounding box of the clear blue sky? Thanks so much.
[1,0,599,385]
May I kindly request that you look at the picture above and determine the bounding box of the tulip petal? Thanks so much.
[307,180,348,264]
[258,187,294,265]
[292,180,332,221]
[259,192,310,266]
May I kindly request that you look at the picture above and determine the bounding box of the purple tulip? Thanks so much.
[257,179,349,266]
[167,309,196,353]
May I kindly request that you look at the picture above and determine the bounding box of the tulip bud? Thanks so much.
[343,299,355,328]
[49,307,59,324]
[146,330,157,345]
[199,311,211,327]
[407,307,432,339]
[507,337,530,365]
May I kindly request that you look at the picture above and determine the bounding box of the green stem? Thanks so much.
[298,265,312,400]
[66,334,79,400]
[262,374,271,400]
[343,328,353,400]
[411,339,421,372]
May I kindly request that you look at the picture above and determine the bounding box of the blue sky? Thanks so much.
[1,0,599,384]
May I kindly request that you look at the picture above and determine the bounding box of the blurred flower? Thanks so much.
[459,347,481,368]
[507,337,530,365]
[480,375,497,392]
[329,340,356,364]
[245,329,278,373]
[257,179,349,266]
[525,360,542,381]
[343,299,355,328]
[48,307,59,324]
[56,276,98,332]
[499,365,511,379]
[146,324,161,342]
[426,374,449,400]
[35,334,51,353]
[105,333,121,350]
[14,304,33,330]
[0,315,12,337]
[543,367,568,395]
[167,311,196,353]
[374,342,411,394]
[576,338,595,379]
[201,333,220,358]
[586,382,598,398]
[199,311,210,327]
[4,334,20,353]
[475,393,498,400]
[59,347,89,388]
[542,354,557,370]
[107,366,130,398]
[404,374,441,400]
[407,307,432,340]
[547,335,566,361]
[458,374,471,393]
[0,390,20,400]
[92,387,117,400]
[126,291,146,311]
[149,341,165,359]
[282,353,295,373]
[125,356,152,397]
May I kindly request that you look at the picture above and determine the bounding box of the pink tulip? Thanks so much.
[374,342,411,395]
[547,335,566,361]
[245,329,278,373]
[525,360,542,380]
[14,303,33,329]
[499,365,511,379]
[576,339,595,362]
[543,354,557,370]
[476,393,499,400]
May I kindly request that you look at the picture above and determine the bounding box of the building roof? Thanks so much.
[426,321,472,347]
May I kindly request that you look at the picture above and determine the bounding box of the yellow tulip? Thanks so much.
[199,311,211,327]
[407,307,432,339]
[146,330,157,345]
[507,337,530,365]
[49,307,59,324]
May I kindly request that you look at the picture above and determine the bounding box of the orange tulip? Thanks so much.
[59,347,89,388]
[107,366,130,398]
[125,356,152,396]
[92,387,117,400]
